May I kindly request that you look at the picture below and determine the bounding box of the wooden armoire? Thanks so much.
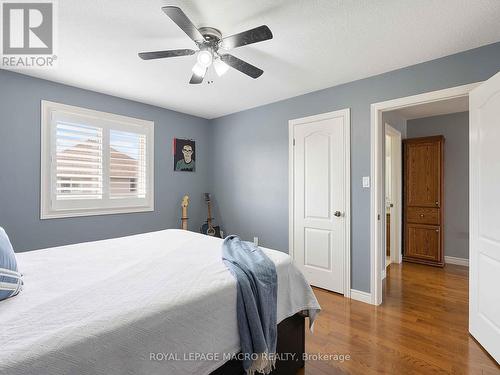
[403,136,444,267]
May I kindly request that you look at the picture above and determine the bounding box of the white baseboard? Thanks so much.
[350,289,372,304]
[445,256,469,267]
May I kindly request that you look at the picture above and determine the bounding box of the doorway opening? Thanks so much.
[383,95,471,273]
[371,76,500,364]
[370,83,480,305]
[378,96,496,369]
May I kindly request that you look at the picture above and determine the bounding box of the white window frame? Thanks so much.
[41,100,154,219]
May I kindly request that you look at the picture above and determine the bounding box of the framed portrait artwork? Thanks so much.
[173,138,196,172]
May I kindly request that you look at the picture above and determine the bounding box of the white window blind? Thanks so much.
[56,122,103,200]
[109,130,147,199]
[41,101,154,219]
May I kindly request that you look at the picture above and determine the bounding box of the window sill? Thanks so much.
[40,205,154,220]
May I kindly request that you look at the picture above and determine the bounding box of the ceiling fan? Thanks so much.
[138,6,273,84]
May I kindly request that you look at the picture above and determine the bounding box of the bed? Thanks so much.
[0,229,320,375]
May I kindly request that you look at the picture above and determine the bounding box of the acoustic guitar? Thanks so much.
[201,193,221,238]
[181,195,189,230]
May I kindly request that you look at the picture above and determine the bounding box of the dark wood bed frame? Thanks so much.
[210,314,305,375]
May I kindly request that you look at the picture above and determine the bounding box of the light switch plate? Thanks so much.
[362,176,370,188]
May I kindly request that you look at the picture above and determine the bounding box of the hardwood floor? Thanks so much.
[299,262,500,374]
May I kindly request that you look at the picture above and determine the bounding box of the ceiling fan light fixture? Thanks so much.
[192,62,205,76]
[213,58,229,77]
[197,50,213,68]
[139,7,273,84]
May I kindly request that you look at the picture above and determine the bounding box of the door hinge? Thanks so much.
[293,138,295,146]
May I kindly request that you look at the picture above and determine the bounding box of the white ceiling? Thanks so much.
[8,0,500,119]
[393,96,469,120]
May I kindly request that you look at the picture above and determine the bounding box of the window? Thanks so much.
[41,101,154,219]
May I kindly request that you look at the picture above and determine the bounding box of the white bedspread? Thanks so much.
[0,229,320,375]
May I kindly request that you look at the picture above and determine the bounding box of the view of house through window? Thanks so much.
[56,122,103,200]
[109,130,147,199]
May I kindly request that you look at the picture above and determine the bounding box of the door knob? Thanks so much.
[334,211,342,217]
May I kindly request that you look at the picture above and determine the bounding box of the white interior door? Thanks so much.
[469,71,500,364]
[385,134,392,267]
[291,109,350,294]
[385,124,402,265]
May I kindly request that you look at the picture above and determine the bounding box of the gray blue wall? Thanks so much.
[2,42,499,292]
[407,112,469,260]
[210,42,500,293]
[0,70,210,252]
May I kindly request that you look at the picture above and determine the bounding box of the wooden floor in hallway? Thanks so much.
[299,262,500,374]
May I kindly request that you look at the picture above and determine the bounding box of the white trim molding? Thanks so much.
[445,256,469,267]
[370,82,480,306]
[289,108,351,298]
[350,289,372,304]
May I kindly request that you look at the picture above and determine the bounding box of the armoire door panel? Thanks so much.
[405,140,441,207]
[405,224,441,262]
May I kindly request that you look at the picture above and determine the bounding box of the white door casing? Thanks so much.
[289,109,350,294]
[469,71,500,364]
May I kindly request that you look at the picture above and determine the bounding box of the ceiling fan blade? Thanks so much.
[221,25,273,50]
[220,54,263,79]
[138,49,195,60]
[162,6,205,44]
[189,67,207,84]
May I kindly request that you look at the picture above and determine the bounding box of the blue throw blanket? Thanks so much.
[222,235,278,375]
